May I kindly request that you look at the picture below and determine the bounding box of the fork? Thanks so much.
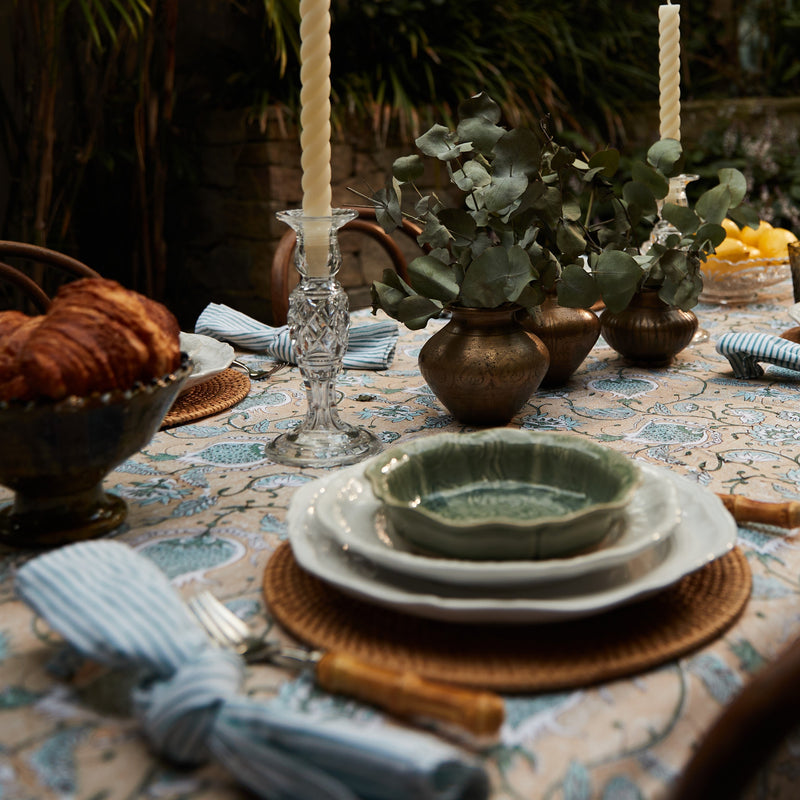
[186,591,505,736]
[231,360,290,380]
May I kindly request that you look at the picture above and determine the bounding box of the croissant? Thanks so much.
[0,278,181,401]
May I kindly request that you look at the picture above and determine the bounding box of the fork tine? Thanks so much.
[188,591,250,651]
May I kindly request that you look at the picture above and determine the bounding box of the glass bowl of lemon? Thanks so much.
[699,219,797,304]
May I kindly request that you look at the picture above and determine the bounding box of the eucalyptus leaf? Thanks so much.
[695,184,733,225]
[530,185,563,227]
[595,250,643,313]
[661,203,699,235]
[371,278,408,317]
[695,221,727,249]
[452,160,491,192]
[374,267,415,296]
[419,214,454,250]
[729,206,761,230]
[483,174,529,212]
[456,117,506,155]
[437,208,477,247]
[392,155,424,183]
[632,162,669,199]
[562,198,582,222]
[456,93,505,153]
[394,295,444,330]
[416,124,473,162]
[659,270,702,310]
[717,168,747,207]
[550,145,576,171]
[588,149,620,178]
[460,245,533,307]
[657,248,690,283]
[582,166,607,183]
[557,263,600,308]
[622,181,657,226]
[493,129,541,177]
[556,221,586,262]
[373,184,402,231]
[647,139,684,176]
[407,256,460,302]
[457,92,502,125]
[517,283,546,311]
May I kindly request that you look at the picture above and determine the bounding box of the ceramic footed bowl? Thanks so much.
[363,429,642,561]
[0,356,191,548]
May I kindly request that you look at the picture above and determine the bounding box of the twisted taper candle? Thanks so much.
[299,0,333,275]
[658,2,681,142]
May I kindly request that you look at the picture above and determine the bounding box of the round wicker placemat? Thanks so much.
[161,368,250,429]
[263,543,751,692]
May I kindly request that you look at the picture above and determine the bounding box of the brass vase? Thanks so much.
[519,294,601,387]
[600,290,698,366]
[418,305,549,426]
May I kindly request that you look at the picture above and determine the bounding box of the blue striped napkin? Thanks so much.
[15,541,489,800]
[717,331,800,378]
[195,303,399,370]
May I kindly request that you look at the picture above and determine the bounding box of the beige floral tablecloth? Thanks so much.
[2,287,800,800]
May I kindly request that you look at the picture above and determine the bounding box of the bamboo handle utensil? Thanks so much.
[717,494,800,528]
[187,590,505,736]
[315,651,505,736]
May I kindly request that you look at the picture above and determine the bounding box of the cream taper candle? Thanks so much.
[299,0,333,276]
[658,1,681,141]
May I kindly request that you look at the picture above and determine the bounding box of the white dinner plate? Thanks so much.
[316,462,679,587]
[179,332,235,392]
[287,466,736,623]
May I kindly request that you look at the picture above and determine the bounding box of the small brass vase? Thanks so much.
[519,294,601,387]
[418,305,549,426]
[600,290,698,366]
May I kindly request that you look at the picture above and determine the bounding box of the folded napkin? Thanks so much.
[195,303,399,370]
[15,541,489,800]
[716,331,800,378]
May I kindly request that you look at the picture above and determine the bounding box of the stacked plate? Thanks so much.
[178,332,234,393]
[286,438,737,624]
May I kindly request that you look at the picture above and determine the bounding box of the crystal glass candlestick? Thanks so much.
[267,208,382,468]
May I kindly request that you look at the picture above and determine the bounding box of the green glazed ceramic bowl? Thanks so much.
[363,429,642,560]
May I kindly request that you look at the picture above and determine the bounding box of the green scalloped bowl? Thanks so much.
[363,429,642,561]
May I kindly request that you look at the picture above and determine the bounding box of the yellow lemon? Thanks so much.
[705,238,754,274]
[721,218,741,239]
[713,237,751,262]
[739,220,773,247]
[757,226,798,259]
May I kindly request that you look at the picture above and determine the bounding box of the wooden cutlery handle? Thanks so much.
[717,494,800,528]
[316,651,505,736]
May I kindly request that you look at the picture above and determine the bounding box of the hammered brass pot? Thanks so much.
[600,290,698,366]
[519,294,601,387]
[418,305,549,426]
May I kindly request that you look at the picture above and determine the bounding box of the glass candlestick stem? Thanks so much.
[267,208,382,468]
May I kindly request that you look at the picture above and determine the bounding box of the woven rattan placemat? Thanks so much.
[263,543,751,692]
[161,368,250,429]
